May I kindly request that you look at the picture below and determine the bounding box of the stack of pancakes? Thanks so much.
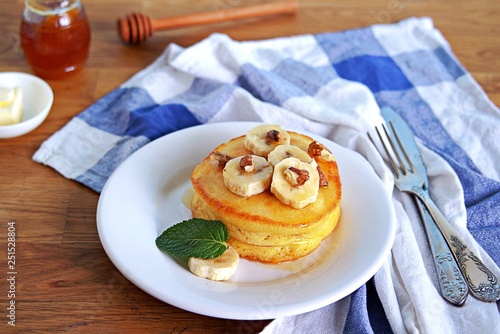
[191,130,342,264]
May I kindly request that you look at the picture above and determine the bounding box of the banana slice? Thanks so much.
[244,124,291,156]
[268,144,317,167]
[223,155,273,197]
[188,246,239,281]
[308,141,335,162]
[271,157,320,209]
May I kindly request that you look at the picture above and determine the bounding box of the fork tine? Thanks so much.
[381,123,410,176]
[368,122,416,179]
[388,121,415,174]
[375,125,401,176]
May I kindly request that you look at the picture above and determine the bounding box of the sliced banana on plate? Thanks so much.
[223,154,273,197]
[244,124,291,156]
[271,157,320,209]
[188,245,239,281]
[268,144,317,167]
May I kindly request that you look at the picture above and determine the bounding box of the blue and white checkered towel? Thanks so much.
[34,17,500,333]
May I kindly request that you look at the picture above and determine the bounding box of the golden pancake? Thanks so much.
[191,130,342,264]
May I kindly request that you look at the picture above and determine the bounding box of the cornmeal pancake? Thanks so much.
[191,130,342,264]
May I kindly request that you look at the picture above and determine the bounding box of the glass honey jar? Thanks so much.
[20,0,91,80]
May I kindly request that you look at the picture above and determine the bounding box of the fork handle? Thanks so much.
[414,196,468,305]
[414,189,500,302]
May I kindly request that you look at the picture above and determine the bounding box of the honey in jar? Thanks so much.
[20,0,91,80]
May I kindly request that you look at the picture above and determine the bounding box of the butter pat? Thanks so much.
[0,87,23,126]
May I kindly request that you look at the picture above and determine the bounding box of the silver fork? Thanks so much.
[369,123,500,303]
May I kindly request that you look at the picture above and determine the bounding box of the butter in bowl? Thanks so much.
[0,86,23,125]
[0,72,53,138]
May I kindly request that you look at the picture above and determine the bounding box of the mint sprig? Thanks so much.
[155,219,229,259]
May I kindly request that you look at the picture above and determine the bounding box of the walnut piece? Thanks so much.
[239,155,255,172]
[308,141,334,161]
[265,129,281,144]
[317,165,329,187]
[308,141,323,157]
[210,151,233,165]
[286,167,310,187]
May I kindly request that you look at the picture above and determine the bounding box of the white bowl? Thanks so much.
[0,72,54,139]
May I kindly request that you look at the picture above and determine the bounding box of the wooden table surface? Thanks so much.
[0,0,498,332]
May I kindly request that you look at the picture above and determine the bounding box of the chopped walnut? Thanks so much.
[308,141,334,161]
[317,165,329,187]
[285,167,310,187]
[308,141,323,157]
[265,130,281,144]
[239,155,255,172]
[210,151,233,165]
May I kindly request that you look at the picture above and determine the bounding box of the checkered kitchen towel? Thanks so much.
[34,17,500,333]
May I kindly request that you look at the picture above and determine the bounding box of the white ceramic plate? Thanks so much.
[97,122,396,320]
[0,72,53,139]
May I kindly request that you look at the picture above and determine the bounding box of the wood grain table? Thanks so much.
[0,0,498,332]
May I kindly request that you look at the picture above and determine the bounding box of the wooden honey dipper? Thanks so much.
[117,0,298,45]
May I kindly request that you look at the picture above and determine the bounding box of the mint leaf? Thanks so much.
[156,219,229,259]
